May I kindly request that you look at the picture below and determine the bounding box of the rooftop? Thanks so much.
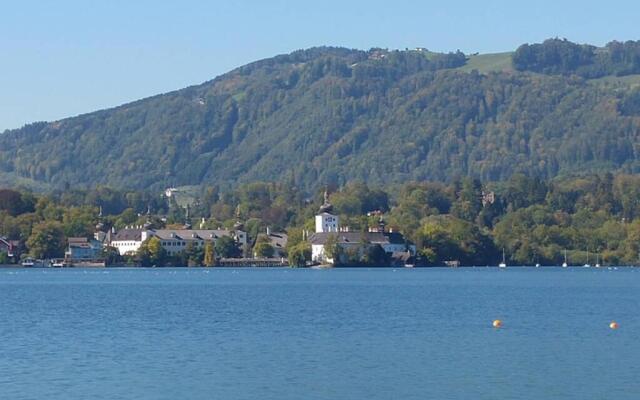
[309,231,412,246]
[112,229,144,242]
[152,229,233,241]
[111,228,241,243]
[257,232,288,249]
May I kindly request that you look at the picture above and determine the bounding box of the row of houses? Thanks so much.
[4,192,414,267]
[102,227,248,256]
[76,225,286,258]
[66,193,415,266]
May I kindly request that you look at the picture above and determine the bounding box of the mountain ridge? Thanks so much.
[2,40,640,192]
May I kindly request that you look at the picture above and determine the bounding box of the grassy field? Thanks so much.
[457,52,514,74]
[167,185,202,208]
[589,74,640,88]
[456,53,640,89]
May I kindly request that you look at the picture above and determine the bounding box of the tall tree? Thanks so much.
[26,222,65,259]
[215,236,239,258]
[203,242,216,267]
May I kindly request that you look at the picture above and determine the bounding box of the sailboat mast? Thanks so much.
[498,248,507,267]
[586,248,589,265]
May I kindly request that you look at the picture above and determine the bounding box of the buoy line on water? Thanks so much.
[491,320,620,329]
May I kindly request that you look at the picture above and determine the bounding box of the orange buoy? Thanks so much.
[610,321,619,330]
[493,319,503,328]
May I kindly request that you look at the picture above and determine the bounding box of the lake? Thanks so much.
[0,267,638,399]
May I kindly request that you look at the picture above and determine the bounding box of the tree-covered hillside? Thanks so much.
[2,41,640,191]
[513,38,640,78]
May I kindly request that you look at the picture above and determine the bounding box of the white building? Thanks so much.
[108,228,247,256]
[309,195,415,265]
[311,192,339,262]
[315,213,339,233]
[165,188,178,198]
[110,229,150,255]
[152,229,246,255]
[310,230,415,265]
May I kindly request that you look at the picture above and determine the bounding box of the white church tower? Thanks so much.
[315,190,339,233]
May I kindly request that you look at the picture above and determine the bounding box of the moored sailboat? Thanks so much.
[583,248,591,268]
[499,248,507,268]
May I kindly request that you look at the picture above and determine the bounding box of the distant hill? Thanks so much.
[2,40,640,191]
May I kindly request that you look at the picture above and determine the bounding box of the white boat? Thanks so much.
[21,258,46,267]
[499,249,507,268]
[561,250,568,268]
[21,258,35,267]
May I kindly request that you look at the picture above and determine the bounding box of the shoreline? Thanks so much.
[0,264,634,269]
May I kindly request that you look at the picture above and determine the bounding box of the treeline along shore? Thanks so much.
[2,172,640,267]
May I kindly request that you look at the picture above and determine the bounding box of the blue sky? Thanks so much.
[1,0,638,131]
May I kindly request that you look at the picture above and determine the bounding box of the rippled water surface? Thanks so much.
[0,267,638,399]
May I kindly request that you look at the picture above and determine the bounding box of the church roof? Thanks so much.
[309,231,412,246]
[112,229,144,241]
[309,232,386,245]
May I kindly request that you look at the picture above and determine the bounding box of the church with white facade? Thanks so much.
[309,192,416,265]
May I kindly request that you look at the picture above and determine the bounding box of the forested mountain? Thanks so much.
[513,38,640,78]
[2,40,640,191]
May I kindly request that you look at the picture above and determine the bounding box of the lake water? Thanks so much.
[0,267,638,399]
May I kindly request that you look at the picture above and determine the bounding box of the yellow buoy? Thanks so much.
[493,319,502,328]
[609,321,619,330]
